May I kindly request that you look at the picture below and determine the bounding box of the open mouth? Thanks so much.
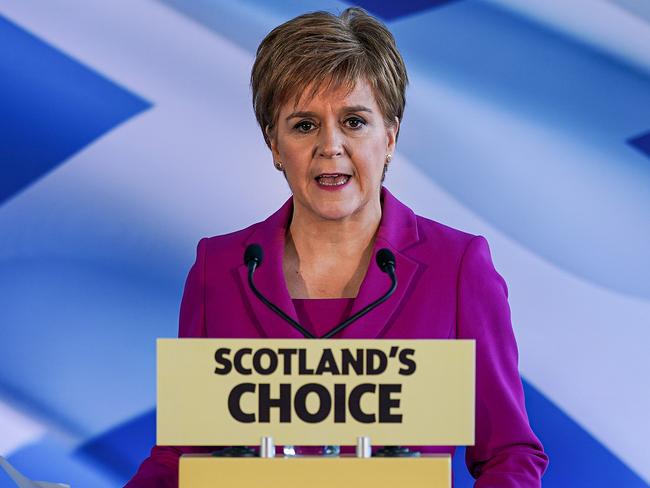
[315,173,351,187]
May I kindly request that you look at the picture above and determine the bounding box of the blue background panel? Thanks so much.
[0,15,150,205]
[628,130,650,159]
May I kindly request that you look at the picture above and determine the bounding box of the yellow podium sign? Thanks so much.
[180,455,451,488]
[158,339,474,446]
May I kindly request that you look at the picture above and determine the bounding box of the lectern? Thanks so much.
[157,339,475,488]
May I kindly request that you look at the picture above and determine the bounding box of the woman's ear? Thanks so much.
[266,125,278,157]
[387,116,400,153]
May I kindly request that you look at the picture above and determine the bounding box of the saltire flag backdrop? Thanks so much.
[1,1,649,486]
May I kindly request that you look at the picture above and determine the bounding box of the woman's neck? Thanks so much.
[290,209,381,252]
[284,201,382,298]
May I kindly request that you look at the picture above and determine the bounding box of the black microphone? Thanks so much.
[376,248,396,274]
[244,243,316,339]
[320,248,397,338]
[244,243,263,268]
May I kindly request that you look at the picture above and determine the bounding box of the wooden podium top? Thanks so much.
[180,454,452,488]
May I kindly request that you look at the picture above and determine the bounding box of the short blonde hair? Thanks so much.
[251,8,408,147]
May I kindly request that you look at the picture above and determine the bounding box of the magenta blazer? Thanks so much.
[126,187,548,487]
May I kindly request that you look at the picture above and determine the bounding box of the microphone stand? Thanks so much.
[242,245,416,458]
[321,263,396,338]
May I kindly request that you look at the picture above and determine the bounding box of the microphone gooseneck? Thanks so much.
[321,248,397,338]
[245,244,316,339]
[243,244,397,339]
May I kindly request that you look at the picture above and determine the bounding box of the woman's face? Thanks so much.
[269,78,398,224]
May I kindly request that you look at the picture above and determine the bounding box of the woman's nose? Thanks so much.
[317,124,344,159]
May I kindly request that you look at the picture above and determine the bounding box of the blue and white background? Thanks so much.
[1,0,649,486]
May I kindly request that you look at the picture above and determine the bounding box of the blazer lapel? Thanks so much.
[236,198,304,338]
[340,188,421,339]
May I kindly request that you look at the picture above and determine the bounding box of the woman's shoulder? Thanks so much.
[412,213,503,290]
[201,224,257,249]
[409,213,483,268]
[194,223,260,266]
[198,197,292,255]
[382,188,478,255]
[414,213,476,248]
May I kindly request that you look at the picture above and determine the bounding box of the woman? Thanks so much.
[126,7,548,487]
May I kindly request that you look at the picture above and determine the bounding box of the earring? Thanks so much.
[274,161,284,171]
[382,154,392,182]
[383,154,392,178]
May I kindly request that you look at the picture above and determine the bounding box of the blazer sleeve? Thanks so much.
[456,236,548,487]
[124,239,212,488]
[178,237,208,338]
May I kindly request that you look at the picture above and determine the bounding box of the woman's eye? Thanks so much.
[345,117,366,129]
[294,121,315,133]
